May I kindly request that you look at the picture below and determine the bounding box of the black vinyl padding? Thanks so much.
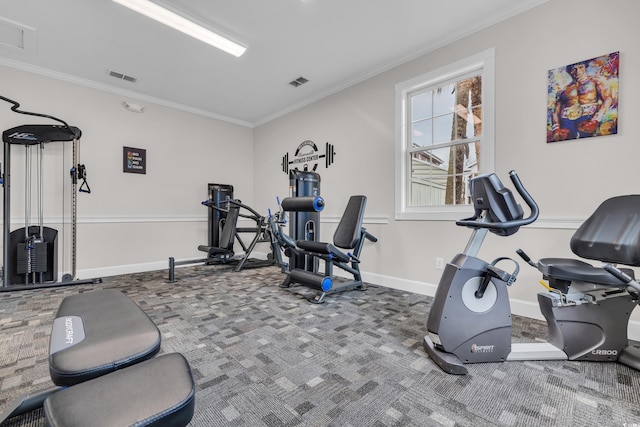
[333,196,366,249]
[218,205,240,251]
[570,195,640,266]
[295,240,351,263]
[198,205,240,256]
[540,195,640,287]
[538,257,635,286]
[294,195,367,263]
[280,196,324,212]
[44,353,195,427]
[49,289,161,387]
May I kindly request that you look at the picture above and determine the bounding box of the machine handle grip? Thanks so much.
[516,249,531,263]
[604,264,633,283]
[508,170,539,224]
[363,229,378,243]
[516,249,537,267]
[604,264,640,293]
[228,199,261,219]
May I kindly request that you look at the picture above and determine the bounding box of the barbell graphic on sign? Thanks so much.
[282,141,336,174]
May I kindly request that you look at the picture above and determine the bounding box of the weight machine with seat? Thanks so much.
[167,184,276,281]
[198,198,276,271]
[274,195,378,303]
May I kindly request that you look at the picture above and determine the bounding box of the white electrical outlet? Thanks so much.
[435,257,444,270]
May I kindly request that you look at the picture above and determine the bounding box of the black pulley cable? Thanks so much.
[0,95,70,128]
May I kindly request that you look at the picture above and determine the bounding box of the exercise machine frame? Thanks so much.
[423,170,640,374]
[0,97,100,291]
[273,195,377,303]
[167,196,276,281]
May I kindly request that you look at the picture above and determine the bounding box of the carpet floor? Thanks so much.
[1,265,640,426]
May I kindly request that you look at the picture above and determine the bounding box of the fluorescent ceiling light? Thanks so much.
[113,0,246,57]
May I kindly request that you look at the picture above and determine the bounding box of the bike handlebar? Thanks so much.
[455,170,539,231]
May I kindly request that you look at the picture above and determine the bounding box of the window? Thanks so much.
[395,49,495,220]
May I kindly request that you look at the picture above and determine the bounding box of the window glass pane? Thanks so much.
[410,159,447,207]
[442,173,478,205]
[469,105,482,136]
[433,83,455,116]
[398,56,490,214]
[450,145,468,175]
[411,119,433,147]
[465,75,482,108]
[447,142,479,175]
[452,110,466,141]
[429,146,450,168]
[450,77,483,141]
[433,114,454,144]
[410,142,480,207]
[411,149,446,169]
[411,91,432,121]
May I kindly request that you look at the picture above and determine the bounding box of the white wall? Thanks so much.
[3,0,639,338]
[0,65,254,278]
[253,0,640,337]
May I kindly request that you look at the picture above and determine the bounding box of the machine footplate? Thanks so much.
[423,336,468,375]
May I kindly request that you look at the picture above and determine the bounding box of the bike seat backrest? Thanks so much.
[469,174,524,235]
[570,195,640,266]
[333,195,367,250]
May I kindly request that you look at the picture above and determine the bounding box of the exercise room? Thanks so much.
[1,0,638,425]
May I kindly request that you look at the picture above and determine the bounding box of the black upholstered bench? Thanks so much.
[44,352,195,427]
[49,289,161,386]
[1,289,195,427]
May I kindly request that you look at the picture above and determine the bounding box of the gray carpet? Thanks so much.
[1,265,640,426]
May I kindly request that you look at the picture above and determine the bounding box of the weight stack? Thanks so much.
[9,226,58,285]
[288,170,321,272]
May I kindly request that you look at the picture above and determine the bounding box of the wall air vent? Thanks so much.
[289,76,309,87]
[108,70,138,83]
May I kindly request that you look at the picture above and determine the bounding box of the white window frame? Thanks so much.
[394,48,495,221]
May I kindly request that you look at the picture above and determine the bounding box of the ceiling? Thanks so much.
[0,0,546,127]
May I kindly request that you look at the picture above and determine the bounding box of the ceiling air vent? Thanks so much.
[289,76,309,87]
[0,17,36,52]
[108,70,138,83]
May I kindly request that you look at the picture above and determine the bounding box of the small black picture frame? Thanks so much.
[123,146,146,174]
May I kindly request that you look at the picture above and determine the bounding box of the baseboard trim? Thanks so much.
[76,261,640,341]
[360,271,640,341]
[77,261,169,280]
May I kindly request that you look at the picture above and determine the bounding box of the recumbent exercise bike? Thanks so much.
[423,170,640,375]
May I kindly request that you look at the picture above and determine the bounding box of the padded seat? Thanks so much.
[44,353,195,427]
[49,289,161,386]
[296,240,351,263]
[538,257,634,287]
[536,196,640,292]
[284,195,377,303]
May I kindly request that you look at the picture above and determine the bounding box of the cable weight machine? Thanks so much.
[0,96,100,290]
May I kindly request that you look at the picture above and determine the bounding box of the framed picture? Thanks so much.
[547,51,619,143]
[123,146,146,174]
